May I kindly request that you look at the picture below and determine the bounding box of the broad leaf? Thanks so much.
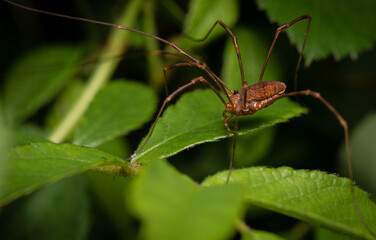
[97,137,130,159]
[3,45,83,124]
[183,0,239,40]
[0,106,10,200]
[339,112,376,195]
[87,172,135,238]
[10,130,49,147]
[142,1,165,89]
[74,80,157,147]
[233,128,275,167]
[255,0,376,63]
[131,89,307,163]
[203,167,376,240]
[315,227,350,240]
[221,27,282,89]
[129,160,243,240]
[10,175,90,240]
[46,80,85,132]
[0,142,128,206]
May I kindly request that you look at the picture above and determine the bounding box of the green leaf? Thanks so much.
[129,160,244,240]
[87,172,136,238]
[46,80,85,132]
[10,175,90,240]
[315,227,350,240]
[221,27,282,89]
[132,89,307,163]
[97,137,130,159]
[0,105,11,200]
[3,45,83,124]
[203,167,376,240]
[142,0,165,89]
[47,0,143,143]
[183,0,239,39]
[74,80,157,147]
[0,142,126,206]
[233,128,275,168]
[339,112,376,195]
[10,130,49,147]
[160,0,185,24]
[255,0,376,63]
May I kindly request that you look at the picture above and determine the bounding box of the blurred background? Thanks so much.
[1,0,376,239]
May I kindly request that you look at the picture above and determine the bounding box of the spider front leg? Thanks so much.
[222,111,238,134]
[222,111,239,183]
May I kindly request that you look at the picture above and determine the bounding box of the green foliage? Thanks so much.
[10,176,90,240]
[129,160,244,240]
[3,45,83,125]
[86,172,135,237]
[204,167,376,240]
[74,80,157,147]
[45,80,85,131]
[0,142,127,206]
[1,0,376,239]
[314,227,351,240]
[339,112,376,195]
[184,0,239,39]
[255,0,376,63]
[132,90,306,163]
[221,27,282,88]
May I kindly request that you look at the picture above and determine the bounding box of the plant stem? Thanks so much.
[143,0,164,90]
[49,0,142,143]
[235,219,252,233]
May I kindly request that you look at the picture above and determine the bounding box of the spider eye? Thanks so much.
[234,90,239,94]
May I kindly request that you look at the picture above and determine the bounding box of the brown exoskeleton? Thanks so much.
[4,0,374,235]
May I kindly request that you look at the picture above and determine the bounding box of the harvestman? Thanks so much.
[4,0,374,236]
